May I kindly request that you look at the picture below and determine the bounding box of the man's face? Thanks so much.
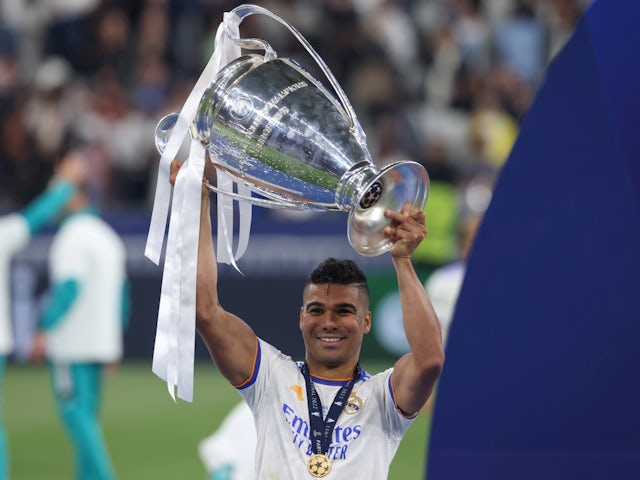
[299,283,371,375]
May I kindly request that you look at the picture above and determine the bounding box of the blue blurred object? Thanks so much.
[426,0,640,479]
[0,26,17,58]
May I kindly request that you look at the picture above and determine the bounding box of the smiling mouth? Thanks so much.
[319,337,342,344]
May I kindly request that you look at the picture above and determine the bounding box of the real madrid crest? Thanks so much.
[343,391,362,415]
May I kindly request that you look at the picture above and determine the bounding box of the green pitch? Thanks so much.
[5,361,432,479]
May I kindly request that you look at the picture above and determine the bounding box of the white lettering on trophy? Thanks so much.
[257,107,289,148]
[243,81,308,155]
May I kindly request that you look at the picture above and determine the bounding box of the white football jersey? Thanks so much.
[238,339,415,479]
[424,261,466,346]
[199,400,257,479]
[45,213,126,362]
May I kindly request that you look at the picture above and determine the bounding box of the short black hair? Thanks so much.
[306,258,370,302]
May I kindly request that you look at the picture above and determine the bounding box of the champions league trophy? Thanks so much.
[146,4,429,402]
[154,4,429,256]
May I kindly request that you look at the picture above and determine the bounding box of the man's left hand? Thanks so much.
[383,204,427,258]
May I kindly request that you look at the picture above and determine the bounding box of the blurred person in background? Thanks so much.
[493,0,546,88]
[1,54,84,209]
[30,150,130,480]
[424,211,482,347]
[73,66,158,207]
[198,400,257,480]
[0,155,85,479]
[1,0,587,217]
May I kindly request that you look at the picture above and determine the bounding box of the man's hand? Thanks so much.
[29,332,47,363]
[169,160,184,186]
[55,151,88,185]
[170,160,211,204]
[383,204,427,258]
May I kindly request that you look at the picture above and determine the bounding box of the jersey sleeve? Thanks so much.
[21,180,75,234]
[381,368,417,440]
[39,279,80,330]
[236,339,293,411]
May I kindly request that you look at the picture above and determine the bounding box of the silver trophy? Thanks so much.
[155,4,429,256]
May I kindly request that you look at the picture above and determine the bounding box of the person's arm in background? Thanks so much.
[20,180,76,235]
[24,152,89,361]
[18,150,86,236]
[0,148,86,259]
[0,155,83,359]
[0,175,78,263]
[29,279,79,362]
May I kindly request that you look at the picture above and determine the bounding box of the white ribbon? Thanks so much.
[215,171,253,272]
[152,138,205,401]
[145,12,242,265]
[146,12,250,402]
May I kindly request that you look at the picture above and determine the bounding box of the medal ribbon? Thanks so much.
[300,363,361,456]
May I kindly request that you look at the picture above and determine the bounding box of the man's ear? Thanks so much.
[363,310,372,334]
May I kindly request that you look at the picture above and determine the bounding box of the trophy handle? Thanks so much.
[227,4,367,143]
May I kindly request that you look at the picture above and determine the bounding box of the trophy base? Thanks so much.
[347,161,429,257]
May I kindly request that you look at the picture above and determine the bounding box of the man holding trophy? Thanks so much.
[147,4,444,478]
[169,158,444,479]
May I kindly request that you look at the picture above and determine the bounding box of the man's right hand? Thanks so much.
[55,151,89,185]
[29,332,47,363]
[170,159,211,204]
[169,160,184,186]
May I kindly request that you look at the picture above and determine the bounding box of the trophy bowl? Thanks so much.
[154,5,429,257]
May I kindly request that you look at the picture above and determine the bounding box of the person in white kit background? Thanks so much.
[30,150,130,480]
[424,213,481,347]
[198,400,257,480]
[0,155,85,479]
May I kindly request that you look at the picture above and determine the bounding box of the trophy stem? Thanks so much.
[335,163,379,212]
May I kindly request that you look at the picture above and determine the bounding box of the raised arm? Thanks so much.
[384,205,445,416]
[170,161,258,386]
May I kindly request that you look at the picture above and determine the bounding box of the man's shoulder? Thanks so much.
[257,338,297,370]
[355,366,393,388]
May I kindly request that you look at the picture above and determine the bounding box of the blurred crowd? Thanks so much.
[0,0,590,259]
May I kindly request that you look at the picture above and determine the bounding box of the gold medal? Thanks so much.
[307,453,332,477]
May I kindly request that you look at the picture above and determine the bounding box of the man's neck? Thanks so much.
[305,359,359,381]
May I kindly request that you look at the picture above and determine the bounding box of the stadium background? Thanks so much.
[0,0,590,478]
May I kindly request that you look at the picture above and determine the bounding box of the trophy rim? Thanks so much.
[347,161,430,257]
